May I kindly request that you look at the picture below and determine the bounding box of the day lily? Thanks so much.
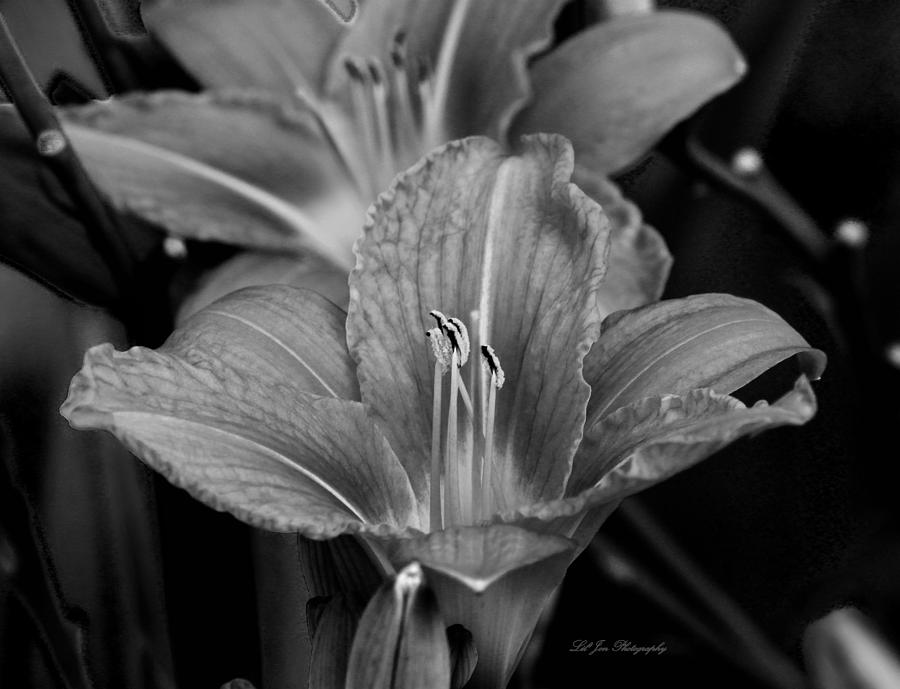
[7,0,746,314]
[62,135,824,688]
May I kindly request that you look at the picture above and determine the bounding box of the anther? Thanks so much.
[443,321,463,366]
[344,57,365,81]
[367,59,383,85]
[426,327,451,372]
[447,317,470,366]
[390,30,407,68]
[481,345,505,388]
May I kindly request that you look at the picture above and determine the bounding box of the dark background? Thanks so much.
[1,1,899,688]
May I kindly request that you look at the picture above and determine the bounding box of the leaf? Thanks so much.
[307,594,364,689]
[297,535,383,600]
[345,562,451,689]
[583,293,827,427]
[0,106,160,312]
[512,9,747,174]
[446,625,477,689]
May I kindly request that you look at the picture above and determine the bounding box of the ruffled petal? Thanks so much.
[512,9,746,174]
[61,290,424,537]
[375,524,574,689]
[326,0,567,139]
[517,376,817,521]
[143,0,353,93]
[167,285,359,399]
[584,293,827,428]
[574,167,671,317]
[347,135,610,507]
[62,91,365,267]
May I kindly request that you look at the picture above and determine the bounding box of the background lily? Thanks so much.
[61,135,825,688]
[0,0,746,315]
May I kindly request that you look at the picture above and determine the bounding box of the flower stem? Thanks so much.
[0,12,136,298]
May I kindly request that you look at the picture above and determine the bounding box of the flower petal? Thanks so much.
[177,251,350,324]
[574,166,672,317]
[61,295,423,537]
[307,594,363,689]
[569,376,817,496]
[376,524,574,689]
[347,135,611,507]
[377,524,572,594]
[512,9,746,174]
[584,293,827,427]
[345,562,451,689]
[326,0,567,139]
[143,0,352,93]
[169,285,360,400]
[62,91,364,267]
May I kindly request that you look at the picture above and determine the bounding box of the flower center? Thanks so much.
[343,32,438,199]
[426,309,505,531]
[343,0,474,199]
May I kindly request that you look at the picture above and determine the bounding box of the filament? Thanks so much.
[445,350,461,525]
[430,358,444,531]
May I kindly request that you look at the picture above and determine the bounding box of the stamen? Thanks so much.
[481,345,505,516]
[429,309,448,328]
[445,349,462,525]
[344,57,380,198]
[293,87,369,200]
[426,327,451,373]
[481,345,505,389]
[424,0,474,148]
[426,327,450,531]
[468,311,483,522]
[367,59,396,185]
[447,317,470,366]
[389,32,420,167]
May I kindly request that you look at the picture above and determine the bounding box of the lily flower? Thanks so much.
[1,0,744,313]
[61,135,824,688]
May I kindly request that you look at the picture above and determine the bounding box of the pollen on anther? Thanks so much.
[481,345,505,388]
[426,327,451,372]
[447,317,470,365]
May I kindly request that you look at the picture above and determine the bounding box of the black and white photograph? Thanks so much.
[1,1,898,688]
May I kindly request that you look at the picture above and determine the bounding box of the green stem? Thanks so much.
[591,536,807,689]
[0,11,136,302]
[617,500,808,689]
